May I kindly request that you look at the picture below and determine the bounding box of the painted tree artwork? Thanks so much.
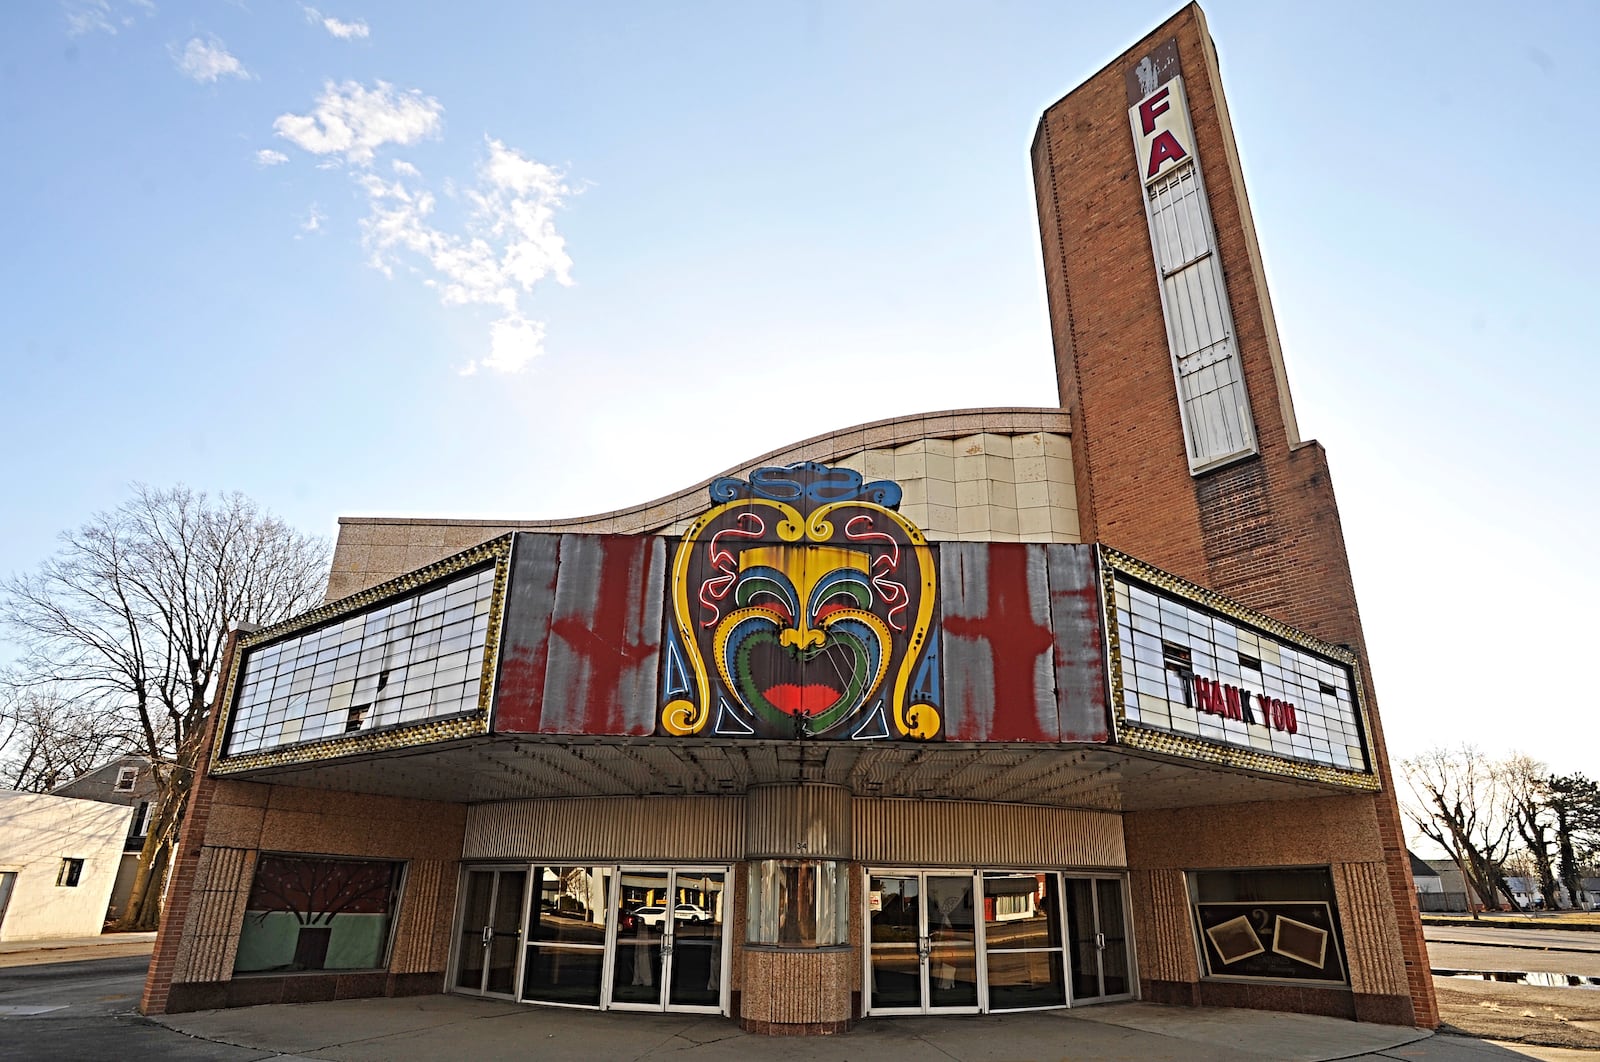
[238,856,399,972]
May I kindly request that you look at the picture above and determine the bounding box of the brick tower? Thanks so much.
[1032,4,1437,1025]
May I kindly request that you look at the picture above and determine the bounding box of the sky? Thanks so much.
[3,1,1597,799]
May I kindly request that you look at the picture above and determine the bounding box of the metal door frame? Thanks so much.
[1063,873,1137,1005]
[605,864,731,1015]
[863,868,984,1016]
[448,864,532,1000]
[979,869,1071,1014]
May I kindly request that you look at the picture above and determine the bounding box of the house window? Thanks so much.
[126,802,152,850]
[57,858,85,887]
[114,766,139,791]
[234,855,403,974]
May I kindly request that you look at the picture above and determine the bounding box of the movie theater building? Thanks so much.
[141,4,1437,1034]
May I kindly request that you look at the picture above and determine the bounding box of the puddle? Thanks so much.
[1434,969,1600,989]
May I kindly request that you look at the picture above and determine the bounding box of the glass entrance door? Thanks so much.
[1064,876,1133,1003]
[454,867,528,998]
[866,871,980,1014]
[982,871,1067,1011]
[607,866,727,1013]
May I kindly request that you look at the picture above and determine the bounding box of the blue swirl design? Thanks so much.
[709,461,903,509]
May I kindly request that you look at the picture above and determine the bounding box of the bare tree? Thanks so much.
[1402,746,1517,917]
[1,486,329,929]
[1549,773,1600,910]
[1501,754,1561,910]
[0,682,135,792]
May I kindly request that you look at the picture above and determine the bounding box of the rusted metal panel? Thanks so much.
[490,534,561,733]
[463,795,743,862]
[939,543,1058,742]
[745,784,852,859]
[1046,544,1112,742]
[534,534,665,736]
[853,797,1125,867]
[1124,36,1181,106]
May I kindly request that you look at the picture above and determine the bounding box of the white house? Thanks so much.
[0,791,133,941]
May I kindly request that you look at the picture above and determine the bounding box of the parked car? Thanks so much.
[631,903,710,927]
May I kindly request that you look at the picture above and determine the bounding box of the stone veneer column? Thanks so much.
[739,784,854,1034]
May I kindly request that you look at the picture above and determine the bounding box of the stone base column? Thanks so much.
[739,947,853,1035]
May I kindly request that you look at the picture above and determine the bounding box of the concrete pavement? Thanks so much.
[151,993,1593,1061]
[5,929,1597,1059]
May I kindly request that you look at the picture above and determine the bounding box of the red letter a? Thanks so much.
[1146,131,1188,178]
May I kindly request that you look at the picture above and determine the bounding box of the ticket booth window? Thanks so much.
[746,860,848,946]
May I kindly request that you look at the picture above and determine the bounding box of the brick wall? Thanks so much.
[141,633,469,1015]
[1032,3,1435,1027]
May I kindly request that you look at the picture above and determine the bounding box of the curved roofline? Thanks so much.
[340,406,1071,536]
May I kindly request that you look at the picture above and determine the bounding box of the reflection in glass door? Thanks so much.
[453,867,528,998]
[607,867,727,1013]
[982,872,1067,1010]
[1065,876,1133,1002]
[866,872,979,1014]
[667,869,725,1009]
[522,866,612,1007]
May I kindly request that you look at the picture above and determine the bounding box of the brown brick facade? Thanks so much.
[141,632,469,1016]
[1032,3,1436,1027]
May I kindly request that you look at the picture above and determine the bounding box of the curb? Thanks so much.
[1422,917,1600,934]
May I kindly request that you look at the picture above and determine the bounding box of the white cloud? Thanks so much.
[274,81,442,165]
[478,315,547,375]
[302,6,370,40]
[270,80,569,374]
[64,0,153,37]
[172,36,250,83]
[255,148,289,167]
[355,139,573,374]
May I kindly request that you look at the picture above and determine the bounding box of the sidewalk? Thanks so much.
[152,994,1598,1061]
[0,932,157,967]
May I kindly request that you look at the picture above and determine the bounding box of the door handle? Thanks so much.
[1095,932,1106,951]
[917,936,930,962]
[482,925,493,947]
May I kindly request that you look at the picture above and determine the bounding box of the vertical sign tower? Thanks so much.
[1032,4,1437,1026]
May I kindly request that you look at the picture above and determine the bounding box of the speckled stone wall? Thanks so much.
[740,948,854,1034]
[158,777,467,1009]
[1124,793,1413,1022]
[170,846,255,983]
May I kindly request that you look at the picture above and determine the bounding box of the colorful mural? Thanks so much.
[659,462,941,740]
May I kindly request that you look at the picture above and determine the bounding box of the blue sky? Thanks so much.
[4,1,1597,786]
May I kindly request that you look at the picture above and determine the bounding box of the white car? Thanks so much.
[631,903,710,927]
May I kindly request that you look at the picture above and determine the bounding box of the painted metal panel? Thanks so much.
[535,534,666,736]
[463,795,744,862]
[853,798,1125,868]
[744,784,852,860]
[939,543,1058,742]
[658,462,941,741]
[490,534,561,733]
[1045,544,1111,742]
